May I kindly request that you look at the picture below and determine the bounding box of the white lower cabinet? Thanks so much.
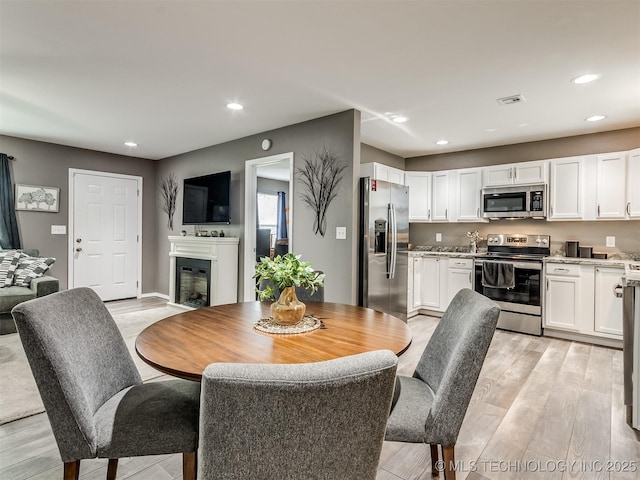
[594,267,624,336]
[408,255,472,315]
[544,262,623,342]
[446,258,473,305]
[420,257,442,309]
[544,264,590,332]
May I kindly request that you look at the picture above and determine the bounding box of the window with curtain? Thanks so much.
[0,153,21,249]
[257,192,278,245]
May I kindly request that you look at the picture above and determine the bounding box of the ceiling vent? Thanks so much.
[497,94,526,106]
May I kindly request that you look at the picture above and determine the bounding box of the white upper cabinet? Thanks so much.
[483,160,548,187]
[596,152,627,219]
[404,172,432,222]
[549,156,586,220]
[454,168,485,222]
[431,171,452,222]
[360,162,405,185]
[627,148,640,219]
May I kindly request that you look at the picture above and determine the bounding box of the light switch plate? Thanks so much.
[436,233,442,242]
[336,227,347,240]
[606,236,615,247]
[51,225,67,235]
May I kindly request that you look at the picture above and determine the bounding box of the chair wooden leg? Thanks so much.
[430,444,440,476]
[106,459,118,480]
[183,451,197,480]
[63,460,80,480]
[442,445,456,480]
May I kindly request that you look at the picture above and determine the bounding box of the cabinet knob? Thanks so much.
[75,247,83,252]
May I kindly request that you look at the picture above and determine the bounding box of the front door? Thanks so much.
[71,171,140,301]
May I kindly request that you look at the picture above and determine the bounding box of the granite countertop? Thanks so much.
[408,245,639,265]
[409,245,485,258]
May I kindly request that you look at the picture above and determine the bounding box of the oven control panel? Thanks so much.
[486,234,550,247]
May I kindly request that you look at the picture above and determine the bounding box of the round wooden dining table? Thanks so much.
[135,301,412,381]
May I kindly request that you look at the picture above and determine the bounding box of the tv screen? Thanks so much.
[182,171,231,224]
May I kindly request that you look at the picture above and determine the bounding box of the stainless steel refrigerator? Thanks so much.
[358,177,409,321]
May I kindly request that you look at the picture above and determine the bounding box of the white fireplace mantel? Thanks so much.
[168,236,239,309]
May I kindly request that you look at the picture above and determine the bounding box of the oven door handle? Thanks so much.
[475,259,542,271]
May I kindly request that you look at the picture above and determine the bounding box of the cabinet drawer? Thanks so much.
[545,263,581,276]
[448,258,473,269]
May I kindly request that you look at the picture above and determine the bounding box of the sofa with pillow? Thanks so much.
[0,249,59,334]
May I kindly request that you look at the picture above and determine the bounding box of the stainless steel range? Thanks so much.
[474,234,550,336]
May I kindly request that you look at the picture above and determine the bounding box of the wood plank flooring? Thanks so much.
[1,297,638,480]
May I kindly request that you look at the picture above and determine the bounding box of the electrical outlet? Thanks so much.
[436,233,442,242]
[606,236,615,247]
[336,227,347,240]
[51,225,66,235]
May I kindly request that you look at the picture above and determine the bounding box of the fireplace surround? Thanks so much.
[168,236,239,309]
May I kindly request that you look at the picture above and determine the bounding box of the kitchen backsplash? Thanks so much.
[409,220,640,256]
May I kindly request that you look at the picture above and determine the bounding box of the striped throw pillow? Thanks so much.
[0,251,25,287]
[13,256,55,287]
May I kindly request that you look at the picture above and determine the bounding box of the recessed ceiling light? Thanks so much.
[519,123,529,127]
[226,103,244,110]
[124,141,137,147]
[572,74,599,84]
[436,140,449,145]
[391,116,407,123]
[586,115,606,122]
[485,128,496,132]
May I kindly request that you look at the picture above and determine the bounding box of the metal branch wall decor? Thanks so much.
[160,173,179,230]
[297,146,347,237]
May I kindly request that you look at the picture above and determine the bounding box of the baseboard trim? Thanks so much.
[140,292,169,300]
[544,328,623,349]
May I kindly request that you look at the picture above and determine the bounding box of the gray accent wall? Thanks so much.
[0,135,159,292]
[155,110,360,304]
[361,143,405,169]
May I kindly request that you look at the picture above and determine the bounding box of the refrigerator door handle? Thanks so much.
[389,203,397,279]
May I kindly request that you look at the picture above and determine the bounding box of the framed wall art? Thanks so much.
[15,184,60,212]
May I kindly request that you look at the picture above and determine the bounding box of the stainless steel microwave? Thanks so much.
[482,184,546,219]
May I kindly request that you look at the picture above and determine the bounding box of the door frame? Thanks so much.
[68,168,143,298]
[243,152,294,301]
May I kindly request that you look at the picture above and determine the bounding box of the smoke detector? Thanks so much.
[496,94,526,106]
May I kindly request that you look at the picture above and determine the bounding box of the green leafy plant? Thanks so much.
[254,253,325,301]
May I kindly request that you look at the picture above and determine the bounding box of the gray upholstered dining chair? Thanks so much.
[11,287,200,480]
[198,350,398,480]
[385,288,500,480]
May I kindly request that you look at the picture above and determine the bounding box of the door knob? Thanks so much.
[75,247,82,252]
[76,238,82,243]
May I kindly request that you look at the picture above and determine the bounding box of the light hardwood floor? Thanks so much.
[1,297,638,480]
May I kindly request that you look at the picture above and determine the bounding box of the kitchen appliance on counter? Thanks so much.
[474,234,550,335]
[623,263,640,430]
[482,184,546,219]
[358,178,409,321]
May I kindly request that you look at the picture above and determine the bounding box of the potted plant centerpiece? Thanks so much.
[254,253,325,325]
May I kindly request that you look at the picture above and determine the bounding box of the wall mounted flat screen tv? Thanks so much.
[183,171,231,224]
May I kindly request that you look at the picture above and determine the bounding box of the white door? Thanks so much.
[549,157,583,220]
[420,257,440,309]
[456,168,483,221]
[627,148,640,218]
[544,275,581,331]
[405,172,431,222]
[513,160,548,185]
[71,171,140,301]
[431,172,450,221]
[483,164,514,187]
[596,152,627,219]
[594,267,624,337]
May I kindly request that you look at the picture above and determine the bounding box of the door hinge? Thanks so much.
[136,281,139,288]
[137,189,140,197]
[137,235,139,242]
